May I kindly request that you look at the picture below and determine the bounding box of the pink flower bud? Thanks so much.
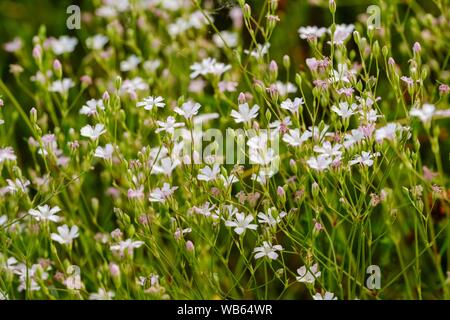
[238,92,246,104]
[413,42,421,53]
[103,91,110,101]
[32,45,42,61]
[53,59,62,72]
[186,240,194,252]
[80,75,92,86]
[0,99,3,107]
[109,263,120,277]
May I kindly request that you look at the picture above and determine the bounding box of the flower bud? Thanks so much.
[53,59,62,78]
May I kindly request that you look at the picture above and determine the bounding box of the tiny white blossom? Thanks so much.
[94,144,114,160]
[51,225,79,245]
[225,212,257,235]
[51,36,78,55]
[136,96,165,110]
[155,116,185,135]
[283,129,312,147]
[231,103,259,123]
[174,101,201,119]
[307,155,332,171]
[28,204,61,223]
[296,263,321,284]
[253,241,283,260]
[120,54,141,72]
[280,97,304,114]
[331,102,357,119]
[80,124,106,140]
[80,99,104,116]
[149,183,178,203]
[89,288,115,300]
[313,291,337,300]
[197,164,220,182]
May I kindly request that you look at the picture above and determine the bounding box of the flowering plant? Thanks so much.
[0,0,449,300]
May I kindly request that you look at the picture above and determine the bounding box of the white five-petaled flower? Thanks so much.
[0,147,17,163]
[349,151,380,167]
[49,78,75,94]
[257,208,286,226]
[86,34,109,50]
[28,204,61,223]
[89,288,115,300]
[231,103,260,123]
[51,36,78,55]
[307,155,332,171]
[197,164,220,182]
[80,124,106,140]
[51,225,79,245]
[225,212,257,235]
[120,54,141,72]
[149,183,178,203]
[298,26,327,40]
[329,24,354,45]
[331,102,358,119]
[409,103,435,124]
[193,202,218,219]
[155,116,184,135]
[151,157,180,176]
[312,291,337,300]
[313,141,342,158]
[174,101,201,119]
[190,57,231,79]
[253,241,284,260]
[136,96,165,110]
[296,263,321,284]
[110,239,144,256]
[280,97,304,114]
[80,99,105,116]
[94,144,114,160]
[283,129,312,147]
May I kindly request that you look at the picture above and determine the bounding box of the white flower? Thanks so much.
[225,212,257,235]
[359,108,382,123]
[51,225,79,245]
[193,202,218,219]
[197,164,220,182]
[120,54,141,72]
[349,151,379,167]
[313,141,342,158]
[6,178,30,194]
[253,241,283,260]
[51,36,78,55]
[220,174,238,187]
[174,101,201,119]
[213,31,238,48]
[231,103,259,123]
[375,123,401,142]
[296,263,321,284]
[410,103,436,124]
[49,78,75,94]
[313,291,337,300]
[190,57,231,79]
[86,34,108,50]
[136,96,165,110]
[330,24,354,45]
[343,128,365,148]
[155,116,185,135]
[298,26,327,40]
[257,208,284,226]
[152,157,180,176]
[110,239,144,256]
[331,102,358,119]
[89,288,115,300]
[94,144,114,160]
[149,183,178,203]
[0,147,16,163]
[80,124,106,140]
[28,204,61,223]
[307,155,332,171]
[80,99,104,116]
[280,97,304,113]
[0,215,7,226]
[331,64,353,83]
[283,129,312,147]
[244,43,270,59]
[275,81,297,96]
